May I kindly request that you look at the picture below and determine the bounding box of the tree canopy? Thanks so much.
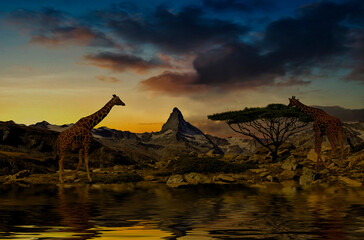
[208,104,313,161]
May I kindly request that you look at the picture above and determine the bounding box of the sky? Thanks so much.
[0,0,364,136]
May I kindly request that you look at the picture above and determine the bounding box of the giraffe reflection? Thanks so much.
[57,185,97,239]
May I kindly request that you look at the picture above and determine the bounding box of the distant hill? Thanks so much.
[313,106,364,122]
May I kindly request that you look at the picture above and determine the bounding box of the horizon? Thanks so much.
[8,104,364,139]
[1,0,364,136]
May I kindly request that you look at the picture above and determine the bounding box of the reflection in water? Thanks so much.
[1,183,364,239]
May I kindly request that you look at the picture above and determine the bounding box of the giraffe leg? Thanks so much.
[315,131,324,170]
[74,148,83,178]
[84,144,92,182]
[328,133,337,165]
[59,151,65,183]
[338,128,344,169]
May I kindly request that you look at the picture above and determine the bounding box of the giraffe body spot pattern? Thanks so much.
[57,95,125,183]
[288,97,344,169]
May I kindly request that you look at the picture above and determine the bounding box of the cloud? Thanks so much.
[203,0,274,12]
[4,8,116,48]
[345,29,364,83]
[140,71,206,95]
[84,52,168,73]
[140,0,364,95]
[96,75,120,83]
[5,1,364,93]
[105,5,247,53]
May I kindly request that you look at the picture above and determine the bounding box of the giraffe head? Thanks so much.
[112,94,126,106]
[288,96,300,108]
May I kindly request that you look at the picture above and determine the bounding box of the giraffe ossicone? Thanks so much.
[57,94,125,183]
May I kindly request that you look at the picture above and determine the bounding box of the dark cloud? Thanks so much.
[105,5,247,53]
[141,0,364,95]
[84,52,168,74]
[5,8,116,48]
[140,71,205,95]
[193,42,283,86]
[4,1,364,92]
[345,29,364,83]
[203,0,274,12]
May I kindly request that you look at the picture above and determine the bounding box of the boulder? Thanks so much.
[279,169,296,181]
[13,170,30,179]
[307,149,326,163]
[215,174,236,183]
[166,174,188,187]
[266,175,279,183]
[281,156,299,170]
[6,170,31,181]
[339,176,362,187]
[299,167,317,186]
[184,173,211,184]
[250,168,268,174]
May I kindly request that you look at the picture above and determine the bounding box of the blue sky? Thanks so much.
[0,0,363,135]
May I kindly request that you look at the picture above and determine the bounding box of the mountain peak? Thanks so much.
[30,121,50,128]
[161,107,202,135]
[172,107,181,113]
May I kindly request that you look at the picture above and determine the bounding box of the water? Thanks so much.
[1,183,364,240]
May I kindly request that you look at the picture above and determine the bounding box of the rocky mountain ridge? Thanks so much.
[29,107,364,160]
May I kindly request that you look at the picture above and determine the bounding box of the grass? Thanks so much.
[92,172,143,184]
[167,156,256,174]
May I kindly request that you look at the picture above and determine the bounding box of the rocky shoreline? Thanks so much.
[2,146,363,189]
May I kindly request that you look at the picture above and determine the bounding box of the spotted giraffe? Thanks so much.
[57,94,125,183]
[288,96,344,169]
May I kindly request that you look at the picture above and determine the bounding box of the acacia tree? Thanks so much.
[208,104,313,162]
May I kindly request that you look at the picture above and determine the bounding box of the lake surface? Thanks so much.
[1,183,364,240]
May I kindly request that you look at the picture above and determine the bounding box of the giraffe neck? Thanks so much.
[75,99,114,130]
[294,101,320,119]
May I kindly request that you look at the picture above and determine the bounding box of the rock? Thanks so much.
[307,149,326,162]
[348,155,361,168]
[56,169,74,174]
[279,169,296,181]
[144,175,157,181]
[166,174,187,187]
[259,171,270,178]
[184,173,211,184]
[266,175,279,183]
[250,168,268,174]
[93,168,102,173]
[319,169,329,175]
[339,176,363,187]
[278,149,290,158]
[215,174,236,183]
[327,163,338,170]
[232,173,250,180]
[13,170,31,179]
[350,173,364,179]
[299,167,317,186]
[113,165,123,171]
[281,156,299,170]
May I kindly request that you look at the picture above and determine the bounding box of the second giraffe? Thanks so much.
[288,96,344,169]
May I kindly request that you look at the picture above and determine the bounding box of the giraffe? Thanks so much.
[57,94,125,183]
[288,96,344,169]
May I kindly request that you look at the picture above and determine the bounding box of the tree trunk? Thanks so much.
[271,147,279,163]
